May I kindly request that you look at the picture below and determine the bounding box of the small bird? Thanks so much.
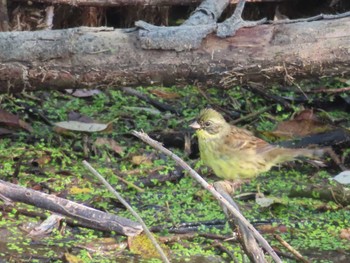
[190,108,324,181]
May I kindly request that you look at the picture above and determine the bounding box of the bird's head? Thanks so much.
[190,108,229,138]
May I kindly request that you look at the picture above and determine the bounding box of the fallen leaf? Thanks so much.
[150,89,181,100]
[273,119,330,138]
[256,195,275,208]
[340,228,350,240]
[332,171,350,185]
[0,109,33,132]
[54,121,112,133]
[68,111,94,123]
[32,155,51,167]
[131,155,153,166]
[129,233,168,259]
[28,214,63,239]
[335,78,350,85]
[64,253,84,263]
[270,109,332,139]
[69,186,92,194]
[94,138,124,155]
[255,193,285,208]
[52,126,76,136]
[66,89,101,98]
[124,106,161,115]
[257,224,288,234]
[77,237,127,253]
[293,109,316,121]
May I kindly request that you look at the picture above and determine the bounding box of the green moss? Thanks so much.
[1,81,349,262]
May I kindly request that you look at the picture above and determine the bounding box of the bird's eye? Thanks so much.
[204,121,211,127]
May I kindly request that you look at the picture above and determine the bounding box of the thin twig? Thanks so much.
[132,130,282,263]
[306,86,350,94]
[231,105,273,125]
[209,240,238,263]
[82,160,170,263]
[242,85,291,109]
[114,174,145,193]
[0,193,12,205]
[122,87,180,115]
[274,234,310,263]
[269,10,350,24]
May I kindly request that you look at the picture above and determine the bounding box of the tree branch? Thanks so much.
[0,179,142,236]
[1,16,350,93]
[11,0,287,7]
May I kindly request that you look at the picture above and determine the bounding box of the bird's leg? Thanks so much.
[215,179,251,195]
[217,0,267,38]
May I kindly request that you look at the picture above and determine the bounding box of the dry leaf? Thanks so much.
[257,224,288,234]
[124,106,161,115]
[271,109,332,139]
[131,155,153,166]
[77,238,127,253]
[293,109,316,121]
[64,253,84,263]
[150,89,181,100]
[32,155,51,167]
[52,126,76,136]
[333,171,350,185]
[340,228,350,240]
[28,214,63,238]
[69,186,92,195]
[0,109,33,132]
[94,138,124,155]
[66,89,101,98]
[273,119,330,138]
[68,111,94,123]
[129,233,168,259]
[54,121,112,133]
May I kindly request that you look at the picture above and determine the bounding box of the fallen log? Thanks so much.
[11,0,286,7]
[0,180,143,236]
[0,17,350,93]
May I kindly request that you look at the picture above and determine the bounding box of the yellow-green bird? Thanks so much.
[190,108,324,181]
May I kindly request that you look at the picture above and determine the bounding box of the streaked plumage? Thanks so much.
[190,108,323,181]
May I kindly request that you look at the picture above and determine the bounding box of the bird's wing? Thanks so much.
[224,126,290,166]
[222,126,273,152]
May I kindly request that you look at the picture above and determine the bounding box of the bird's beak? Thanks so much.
[190,121,201,130]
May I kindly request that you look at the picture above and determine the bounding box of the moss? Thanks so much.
[1,82,349,262]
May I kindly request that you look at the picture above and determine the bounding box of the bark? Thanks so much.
[11,0,285,7]
[0,0,9,31]
[0,17,350,93]
[0,180,143,236]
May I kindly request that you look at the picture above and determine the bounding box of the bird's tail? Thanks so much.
[273,147,325,164]
[296,148,325,159]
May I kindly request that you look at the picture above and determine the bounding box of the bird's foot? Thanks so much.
[214,179,251,195]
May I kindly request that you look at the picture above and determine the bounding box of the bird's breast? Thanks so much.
[198,135,267,180]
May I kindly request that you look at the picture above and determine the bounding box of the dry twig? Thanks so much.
[274,234,310,263]
[132,130,282,263]
[82,160,170,263]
